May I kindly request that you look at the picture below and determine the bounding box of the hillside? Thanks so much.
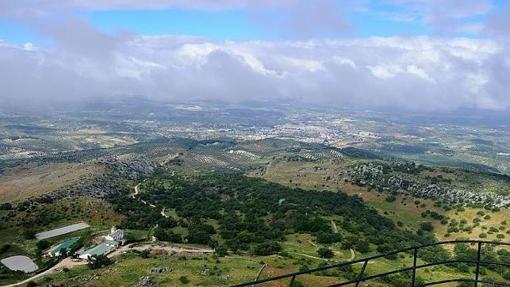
[0,138,509,286]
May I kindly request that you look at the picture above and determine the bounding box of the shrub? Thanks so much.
[36,240,51,251]
[179,276,189,284]
[23,229,36,240]
[252,242,281,256]
[87,254,112,269]
[317,247,334,258]
[420,222,434,232]
[316,232,342,244]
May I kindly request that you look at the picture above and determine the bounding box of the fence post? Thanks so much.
[289,275,296,287]
[411,247,418,287]
[474,241,482,287]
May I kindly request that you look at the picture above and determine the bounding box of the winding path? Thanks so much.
[3,182,212,287]
[1,258,87,287]
[1,243,214,287]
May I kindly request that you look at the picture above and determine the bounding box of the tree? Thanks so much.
[317,247,334,258]
[316,232,342,244]
[420,222,434,232]
[179,276,189,284]
[36,240,51,251]
[187,229,212,245]
[252,242,281,256]
[23,229,36,240]
[87,254,112,269]
[215,245,228,257]
[355,240,370,253]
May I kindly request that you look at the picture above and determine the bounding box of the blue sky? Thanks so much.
[0,0,507,44]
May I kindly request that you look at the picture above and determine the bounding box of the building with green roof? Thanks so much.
[48,237,80,258]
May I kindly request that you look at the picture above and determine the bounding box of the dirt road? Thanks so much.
[2,243,213,287]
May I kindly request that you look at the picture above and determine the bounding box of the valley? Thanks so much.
[0,123,509,286]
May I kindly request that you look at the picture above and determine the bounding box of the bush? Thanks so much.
[317,247,334,258]
[0,244,11,255]
[36,240,52,251]
[87,254,112,269]
[215,245,228,257]
[420,222,434,232]
[252,242,281,256]
[355,240,370,253]
[316,232,342,244]
[140,249,150,258]
[0,203,12,210]
[385,195,397,202]
[179,276,189,284]
[23,229,36,240]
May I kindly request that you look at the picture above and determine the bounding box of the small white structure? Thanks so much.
[105,226,124,242]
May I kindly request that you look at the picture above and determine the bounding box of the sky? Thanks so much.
[0,0,510,111]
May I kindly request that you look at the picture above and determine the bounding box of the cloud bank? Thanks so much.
[1,24,509,111]
[0,1,509,112]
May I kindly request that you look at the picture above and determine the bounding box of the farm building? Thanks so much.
[77,226,124,260]
[48,237,80,257]
[78,243,116,260]
[105,226,124,242]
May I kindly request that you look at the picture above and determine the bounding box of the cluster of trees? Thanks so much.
[109,172,438,258]
[87,254,112,270]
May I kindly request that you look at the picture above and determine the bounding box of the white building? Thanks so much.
[105,226,124,242]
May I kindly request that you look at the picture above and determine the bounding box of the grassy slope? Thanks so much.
[254,158,510,241]
[2,139,509,286]
[0,162,102,203]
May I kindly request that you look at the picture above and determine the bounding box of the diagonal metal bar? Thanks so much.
[233,240,510,287]
[411,247,418,287]
[354,260,368,287]
[289,274,296,287]
[474,241,482,287]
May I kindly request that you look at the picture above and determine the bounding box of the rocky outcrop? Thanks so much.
[348,162,510,209]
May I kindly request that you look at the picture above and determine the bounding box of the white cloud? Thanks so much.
[1,31,509,112]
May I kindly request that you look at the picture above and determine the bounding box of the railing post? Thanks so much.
[355,260,369,287]
[289,274,296,287]
[474,241,482,287]
[411,247,418,287]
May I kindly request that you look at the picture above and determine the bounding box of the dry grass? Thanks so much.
[0,162,102,203]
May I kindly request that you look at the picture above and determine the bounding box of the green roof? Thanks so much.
[82,243,114,257]
[104,239,119,247]
[49,237,80,256]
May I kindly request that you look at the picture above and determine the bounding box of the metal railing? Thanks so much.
[234,240,510,287]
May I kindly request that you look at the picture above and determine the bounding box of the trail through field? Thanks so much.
[331,220,338,233]
[131,183,156,208]
[130,183,141,198]
[289,252,328,261]
[110,243,214,257]
[349,249,355,261]
[1,258,87,287]
[3,243,213,287]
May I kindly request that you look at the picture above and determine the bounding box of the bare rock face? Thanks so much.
[136,276,159,287]
[349,161,510,208]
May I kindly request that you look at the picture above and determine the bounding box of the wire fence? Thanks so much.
[234,240,510,287]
